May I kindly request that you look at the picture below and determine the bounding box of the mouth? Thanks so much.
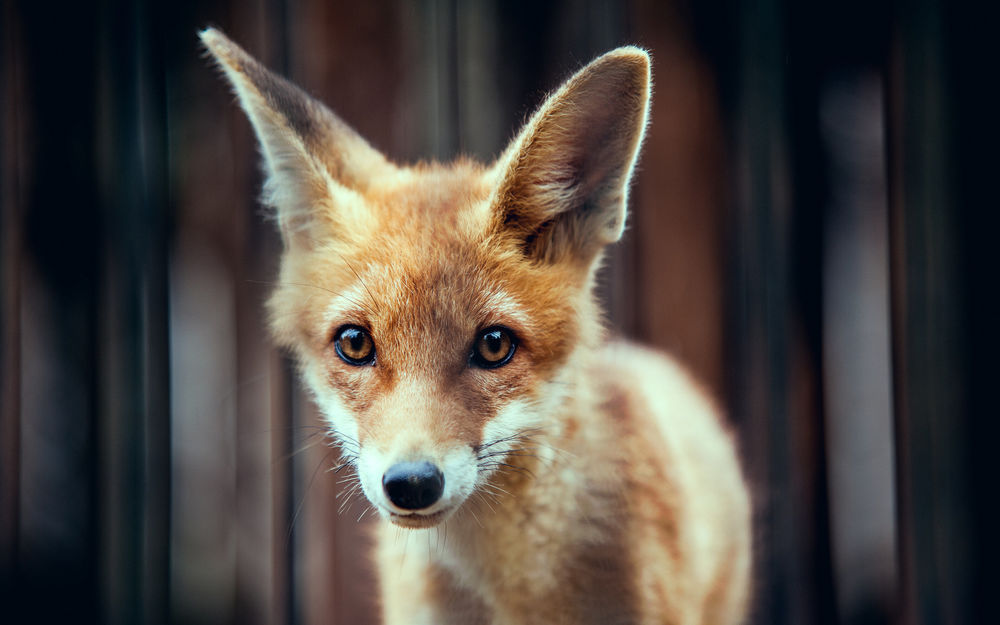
[386,507,452,529]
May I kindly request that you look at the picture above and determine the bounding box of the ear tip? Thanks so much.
[199,26,245,69]
[579,47,651,97]
[601,46,652,76]
[608,45,651,61]
[198,26,225,51]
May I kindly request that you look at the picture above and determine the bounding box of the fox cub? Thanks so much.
[202,28,750,625]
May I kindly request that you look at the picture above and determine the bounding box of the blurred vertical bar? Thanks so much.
[730,0,791,621]
[270,353,295,625]
[945,1,999,623]
[889,1,971,624]
[94,0,172,622]
[820,73,898,625]
[232,2,286,624]
[167,1,281,622]
[414,0,458,161]
[729,0,835,625]
[630,0,727,393]
[454,0,503,161]
[14,1,102,621]
[0,0,24,607]
[263,12,297,625]
[136,1,172,622]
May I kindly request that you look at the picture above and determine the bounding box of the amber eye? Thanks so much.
[471,327,516,369]
[334,326,376,366]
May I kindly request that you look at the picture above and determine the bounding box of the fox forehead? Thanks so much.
[364,160,496,231]
[269,162,582,372]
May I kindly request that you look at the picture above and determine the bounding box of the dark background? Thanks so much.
[1,0,996,623]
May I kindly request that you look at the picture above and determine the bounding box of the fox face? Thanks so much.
[201,29,650,528]
[287,188,585,526]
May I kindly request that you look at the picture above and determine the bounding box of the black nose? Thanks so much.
[382,461,445,510]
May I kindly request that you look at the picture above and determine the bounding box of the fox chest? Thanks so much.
[429,473,637,623]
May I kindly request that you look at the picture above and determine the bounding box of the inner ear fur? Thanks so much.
[492,47,651,264]
[200,27,393,247]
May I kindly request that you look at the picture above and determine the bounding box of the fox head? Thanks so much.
[202,28,650,528]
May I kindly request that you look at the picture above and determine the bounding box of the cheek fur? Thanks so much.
[479,398,545,450]
[302,361,362,449]
[322,341,400,416]
[475,372,574,478]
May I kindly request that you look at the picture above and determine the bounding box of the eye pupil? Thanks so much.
[485,332,502,354]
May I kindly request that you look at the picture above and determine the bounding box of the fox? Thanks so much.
[201,27,751,625]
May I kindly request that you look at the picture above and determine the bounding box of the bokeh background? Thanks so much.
[1,0,995,624]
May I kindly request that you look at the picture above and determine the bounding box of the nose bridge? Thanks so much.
[369,374,461,459]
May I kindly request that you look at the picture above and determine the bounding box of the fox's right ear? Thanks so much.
[200,27,393,248]
[491,47,650,266]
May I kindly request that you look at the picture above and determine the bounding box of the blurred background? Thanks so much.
[1,0,995,624]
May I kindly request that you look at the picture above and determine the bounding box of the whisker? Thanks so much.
[275,430,328,464]
[288,449,336,541]
[339,254,381,316]
[474,427,545,453]
[466,500,485,527]
[357,505,374,523]
[480,462,536,479]
[476,450,541,461]
[338,482,365,515]
[480,482,512,498]
[330,458,357,475]
[246,278,339,297]
[250,279,373,317]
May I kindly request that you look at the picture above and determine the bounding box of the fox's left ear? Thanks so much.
[492,47,651,264]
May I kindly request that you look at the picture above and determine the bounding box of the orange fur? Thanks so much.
[202,27,751,625]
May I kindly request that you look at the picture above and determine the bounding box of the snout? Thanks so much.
[356,444,477,527]
[382,461,445,511]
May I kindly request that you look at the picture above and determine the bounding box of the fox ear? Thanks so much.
[492,47,650,264]
[200,27,393,247]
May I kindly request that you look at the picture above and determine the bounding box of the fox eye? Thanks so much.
[334,326,376,366]
[471,327,516,369]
